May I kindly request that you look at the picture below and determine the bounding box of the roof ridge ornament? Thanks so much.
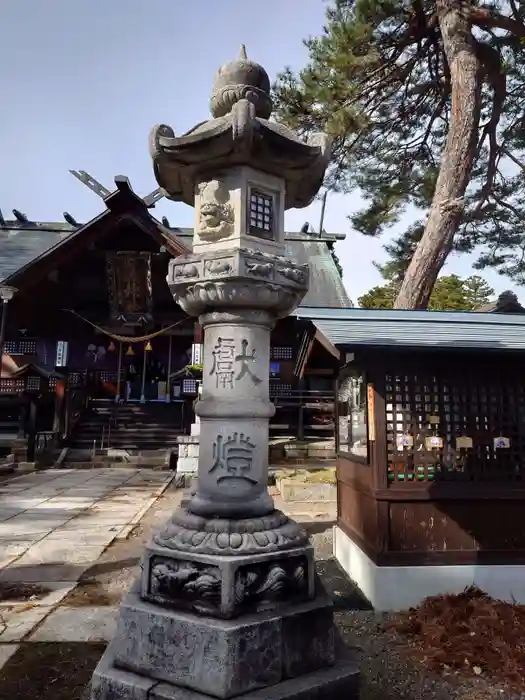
[239,44,247,60]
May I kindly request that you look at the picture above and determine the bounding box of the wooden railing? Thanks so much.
[270,388,335,440]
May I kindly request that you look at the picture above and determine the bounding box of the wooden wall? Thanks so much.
[337,348,525,566]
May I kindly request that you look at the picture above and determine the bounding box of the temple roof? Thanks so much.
[474,290,525,314]
[0,203,351,309]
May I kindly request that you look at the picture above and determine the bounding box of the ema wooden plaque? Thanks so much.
[428,415,440,425]
[425,436,443,450]
[494,436,510,449]
[396,434,414,449]
[456,436,473,449]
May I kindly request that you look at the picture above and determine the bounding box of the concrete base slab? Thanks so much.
[334,524,525,610]
[90,640,359,700]
[29,605,119,642]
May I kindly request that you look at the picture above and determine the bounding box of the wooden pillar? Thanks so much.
[297,377,305,441]
[17,399,27,439]
[140,343,147,403]
[165,334,173,402]
[53,379,66,443]
[27,399,37,462]
[194,322,203,345]
[115,341,123,403]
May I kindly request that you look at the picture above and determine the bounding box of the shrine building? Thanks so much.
[0,175,349,466]
[295,304,525,609]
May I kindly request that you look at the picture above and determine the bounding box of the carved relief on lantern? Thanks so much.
[197,180,234,242]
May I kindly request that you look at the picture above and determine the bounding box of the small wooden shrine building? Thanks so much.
[296,304,525,609]
[0,176,348,462]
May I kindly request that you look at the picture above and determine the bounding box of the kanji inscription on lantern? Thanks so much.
[235,339,262,385]
[210,337,262,388]
[210,433,257,483]
[210,337,236,389]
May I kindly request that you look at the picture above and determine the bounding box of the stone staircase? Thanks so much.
[63,400,185,467]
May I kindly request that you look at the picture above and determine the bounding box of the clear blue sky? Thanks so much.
[0,0,515,303]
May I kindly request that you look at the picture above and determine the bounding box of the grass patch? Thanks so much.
[274,468,337,485]
[63,580,122,607]
[0,642,105,700]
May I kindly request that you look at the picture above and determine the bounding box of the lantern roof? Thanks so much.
[149,47,331,209]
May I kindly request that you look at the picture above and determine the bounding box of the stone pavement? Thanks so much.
[0,469,337,675]
[0,468,174,654]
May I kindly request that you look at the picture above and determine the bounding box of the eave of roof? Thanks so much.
[294,306,525,350]
[0,217,351,308]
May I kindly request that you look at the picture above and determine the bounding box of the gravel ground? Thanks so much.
[63,485,523,699]
[336,609,525,700]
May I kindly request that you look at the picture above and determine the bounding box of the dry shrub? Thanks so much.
[385,587,525,691]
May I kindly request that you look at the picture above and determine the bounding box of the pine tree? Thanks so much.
[358,274,494,310]
[273,1,525,307]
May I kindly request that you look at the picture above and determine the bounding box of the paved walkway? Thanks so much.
[0,468,174,646]
[0,468,337,674]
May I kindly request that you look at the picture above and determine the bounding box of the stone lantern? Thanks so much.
[90,47,358,700]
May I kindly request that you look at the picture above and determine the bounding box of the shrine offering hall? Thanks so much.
[0,177,348,463]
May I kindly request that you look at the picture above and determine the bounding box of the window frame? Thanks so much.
[337,364,370,464]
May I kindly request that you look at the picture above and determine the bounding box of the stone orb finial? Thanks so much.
[210,45,272,120]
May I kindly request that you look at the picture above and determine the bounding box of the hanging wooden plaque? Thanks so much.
[494,436,510,449]
[425,436,443,450]
[428,415,440,425]
[456,436,473,449]
[396,434,413,449]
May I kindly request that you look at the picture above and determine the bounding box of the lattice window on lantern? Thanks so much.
[48,377,58,390]
[247,188,274,240]
[271,346,293,361]
[26,376,41,392]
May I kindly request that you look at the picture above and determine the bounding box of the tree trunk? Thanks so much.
[394,1,482,309]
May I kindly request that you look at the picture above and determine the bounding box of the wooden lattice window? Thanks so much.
[271,346,293,361]
[385,368,525,484]
[4,340,37,356]
[26,376,41,392]
[67,372,81,387]
[182,379,198,395]
[270,382,292,397]
[0,379,24,394]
